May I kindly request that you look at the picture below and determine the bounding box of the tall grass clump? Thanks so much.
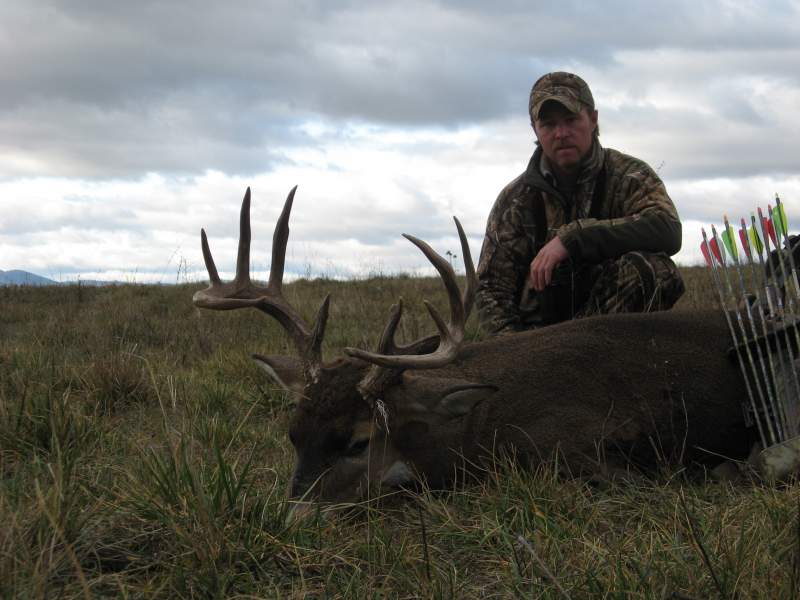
[119,439,293,596]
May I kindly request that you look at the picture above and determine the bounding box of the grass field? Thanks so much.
[1,267,799,598]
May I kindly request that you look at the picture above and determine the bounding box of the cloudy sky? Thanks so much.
[1,0,799,283]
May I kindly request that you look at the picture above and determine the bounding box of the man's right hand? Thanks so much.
[528,236,569,292]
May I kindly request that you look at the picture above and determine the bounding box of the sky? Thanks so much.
[1,0,799,283]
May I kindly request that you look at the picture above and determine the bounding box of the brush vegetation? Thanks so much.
[0,267,798,598]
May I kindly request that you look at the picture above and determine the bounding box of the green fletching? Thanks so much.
[774,203,788,236]
[722,227,738,259]
[749,225,764,254]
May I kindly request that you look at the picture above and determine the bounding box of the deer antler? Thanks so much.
[344,216,476,370]
[193,187,329,375]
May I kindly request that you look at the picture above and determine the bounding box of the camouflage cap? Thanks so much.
[529,72,595,122]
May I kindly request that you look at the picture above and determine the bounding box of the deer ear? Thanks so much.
[252,354,305,398]
[433,384,497,419]
[394,375,497,426]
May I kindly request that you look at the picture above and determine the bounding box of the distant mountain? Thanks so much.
[0,269,58,286]
[0,270,125,286]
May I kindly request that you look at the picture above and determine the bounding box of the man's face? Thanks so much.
[533,101,598,176]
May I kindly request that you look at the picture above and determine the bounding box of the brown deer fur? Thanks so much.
[276,310,751,506]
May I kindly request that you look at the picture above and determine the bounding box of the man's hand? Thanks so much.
[528,236,569,292]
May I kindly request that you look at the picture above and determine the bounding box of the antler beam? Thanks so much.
[344,217,476,370]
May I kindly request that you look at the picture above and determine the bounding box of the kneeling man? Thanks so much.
[477,71,685,335]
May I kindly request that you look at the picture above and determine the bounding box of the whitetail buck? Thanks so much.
[194,188,753,511]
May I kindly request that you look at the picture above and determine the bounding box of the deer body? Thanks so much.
[383,310,749,491]
[194,188,752,511]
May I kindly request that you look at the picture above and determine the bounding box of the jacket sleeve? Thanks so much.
[476,190,531,335]
[556,161,682,263]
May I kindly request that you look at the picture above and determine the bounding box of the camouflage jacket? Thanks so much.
[476,140,681,334]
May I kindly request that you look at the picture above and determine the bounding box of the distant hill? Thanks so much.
[0,269,124,287]
[0,269,58,286]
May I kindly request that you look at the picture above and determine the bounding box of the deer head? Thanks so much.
[194,187,488,512]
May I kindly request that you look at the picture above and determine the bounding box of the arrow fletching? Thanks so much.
[773,200,788,236]
[750,214,764,255]
[766,206,777,245]
[758,208,774,249]
[773,194,789,235]
[709,235,725,264]
[722,216,738,259]
[721,228,737,259]
[739,218,751,259]
[700,239,712,266]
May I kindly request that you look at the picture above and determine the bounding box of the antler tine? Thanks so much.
[404,232,466,330]
[200,229,222,285]
[308,293,331,366]
[269,185,296,292]
[344,219,474,370]
[455,216,477,318]
[193,186,329,372]
[235,187,252,284]
[371,298,441,355]
[423,300,453,343]
[376,300,404,354]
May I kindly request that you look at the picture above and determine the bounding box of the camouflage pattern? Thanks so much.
[476,140,684,335]
[575,251,685,317]
[529,71,595,123]
[766,233,800,299]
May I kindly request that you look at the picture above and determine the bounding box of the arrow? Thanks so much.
[709,236,725,264]
[774,194,800,303]
[749,216,764,255]
[702,227,770,448]
[736,216,778,445]
[738,219,751,260]
[722,215,738,259]
[700,239,712,267]
[758,208,796,441]
[739,215,795,443]
[760,206,777,247]
[767,201,800,438]
[766,204,800,437]
[716,220,782,444]
[773,197,788,236]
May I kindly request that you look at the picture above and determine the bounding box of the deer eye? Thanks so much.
[345,438,370,457]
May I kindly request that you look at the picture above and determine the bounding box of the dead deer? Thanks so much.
[194,188,753,512]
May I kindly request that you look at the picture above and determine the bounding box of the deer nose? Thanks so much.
[289,464,319,499]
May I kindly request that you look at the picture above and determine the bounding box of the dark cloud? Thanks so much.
[1,1,797,178]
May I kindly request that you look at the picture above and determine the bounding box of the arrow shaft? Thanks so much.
[739,219,796,442]
[755,214,793,441]
[701,230,769,447]
[767,204,800,438]
[712,225,780,445]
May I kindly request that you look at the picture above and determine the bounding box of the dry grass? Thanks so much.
[1,268,799,598]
